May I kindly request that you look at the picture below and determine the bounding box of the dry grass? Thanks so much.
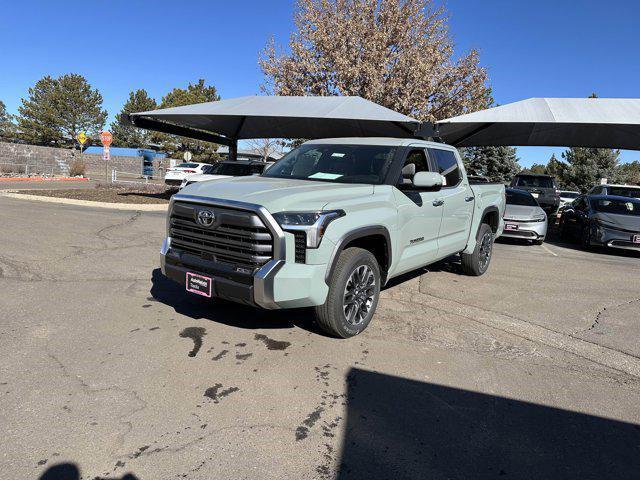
[68,159,86,177]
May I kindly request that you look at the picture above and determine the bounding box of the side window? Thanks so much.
[429,149,461,187]
[399,149,429,187]
[574,197,587,211]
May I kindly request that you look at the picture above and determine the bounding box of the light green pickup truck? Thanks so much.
[161,137,505,337]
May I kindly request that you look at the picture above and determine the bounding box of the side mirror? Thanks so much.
[413,171,443,190]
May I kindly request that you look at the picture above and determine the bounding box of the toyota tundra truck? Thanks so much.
[161,138,505,338]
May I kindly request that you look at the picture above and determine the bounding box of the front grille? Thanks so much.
[504,229,537,238]
[169,201,273,270]
[294,231,306,263]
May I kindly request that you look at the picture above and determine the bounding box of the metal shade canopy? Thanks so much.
[128,95,420,146]
[436,98,640,150]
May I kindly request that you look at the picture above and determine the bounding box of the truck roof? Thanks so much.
[303,137,453,149]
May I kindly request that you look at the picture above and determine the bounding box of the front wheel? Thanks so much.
[315,247,381,338]
[461,223,494,276]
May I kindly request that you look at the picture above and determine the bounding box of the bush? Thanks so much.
[0,163,25,174]
[68,159,86,177]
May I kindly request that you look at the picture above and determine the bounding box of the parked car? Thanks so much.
[180,161,274,189]
[587,184,640,198]
[559,195,640,251]
[162,137,506,338]
[510,173,560,214]
[559,190,580,208]
[164,162,208,186]
[502,188,548,245]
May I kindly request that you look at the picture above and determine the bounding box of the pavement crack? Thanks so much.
[574,298,640,335]
[45,347,148,452]
[96,211,141,241]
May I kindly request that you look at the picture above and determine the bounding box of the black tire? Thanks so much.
[461,223,494,276]
[315,247,381,338]
[533,239,544,245]
[559,219,570,240]
[580,225,593,250]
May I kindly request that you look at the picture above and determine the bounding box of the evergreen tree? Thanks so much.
[545,154,566,179]
[615,161,640,185]
[17,74,107,147]
[522,163,547,175]
[157,79,220,160]
[110,89,158,148]
[0,100,17,142]
[561,147,620,192]
[461,145,520,183]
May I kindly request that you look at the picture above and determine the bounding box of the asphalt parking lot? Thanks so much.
[2,195,640,479]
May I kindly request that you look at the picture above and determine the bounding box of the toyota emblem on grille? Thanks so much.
[197,209,215,227]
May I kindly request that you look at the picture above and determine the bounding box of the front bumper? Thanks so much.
[160,237,329,309]
[590,226,640,251]
[501,220,547,241]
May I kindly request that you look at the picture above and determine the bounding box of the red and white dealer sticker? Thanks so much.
[505,223,518,231]
[186,272,212,297]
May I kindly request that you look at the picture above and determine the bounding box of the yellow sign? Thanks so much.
[77,132,88,145]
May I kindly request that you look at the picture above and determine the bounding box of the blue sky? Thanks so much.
[1,0,638,167]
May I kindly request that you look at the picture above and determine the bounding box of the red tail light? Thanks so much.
[184,170,196,173]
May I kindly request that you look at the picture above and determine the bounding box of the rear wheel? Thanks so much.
[461,223,494,276]
[315,247,381,338]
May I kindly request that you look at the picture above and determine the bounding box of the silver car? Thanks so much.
[502,188,548,245]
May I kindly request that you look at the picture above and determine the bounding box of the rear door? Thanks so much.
[427,147,474,256]
[393,147,444,274]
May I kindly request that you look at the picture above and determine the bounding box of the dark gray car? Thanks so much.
[510,173,560,214]
[560,195,640,251]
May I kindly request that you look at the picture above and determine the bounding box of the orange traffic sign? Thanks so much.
[101,131,113,146]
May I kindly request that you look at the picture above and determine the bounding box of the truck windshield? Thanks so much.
[515,176,554,189]
[263,144,397,184]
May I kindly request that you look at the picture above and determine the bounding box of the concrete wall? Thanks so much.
[0,141,171,179]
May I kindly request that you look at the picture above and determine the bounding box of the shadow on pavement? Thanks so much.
[38,463,139,480]
[337,368,640,480]
[149,268,324,335]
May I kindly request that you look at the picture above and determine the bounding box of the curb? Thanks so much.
[0,191,169,211]
[0,177,90,182]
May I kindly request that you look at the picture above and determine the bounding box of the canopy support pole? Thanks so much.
[229,139,238,162]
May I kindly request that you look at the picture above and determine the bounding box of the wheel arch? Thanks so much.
[480,206,500,236]
[325,226,392,285]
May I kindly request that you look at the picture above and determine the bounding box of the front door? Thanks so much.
[393,147,445,275]
[428,148,474,256]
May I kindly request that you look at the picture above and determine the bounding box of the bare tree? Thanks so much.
[245,138,285,161]
[260,0,492,122]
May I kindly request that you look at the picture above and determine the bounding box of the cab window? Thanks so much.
[429,149,461,187]
[398,149,429,187]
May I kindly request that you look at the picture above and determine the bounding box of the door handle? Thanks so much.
[464,196,474,202]
[432,199,444,207]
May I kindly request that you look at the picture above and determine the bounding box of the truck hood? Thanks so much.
[177,175,375,213]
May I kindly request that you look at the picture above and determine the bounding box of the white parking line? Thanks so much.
[540,243,558,257]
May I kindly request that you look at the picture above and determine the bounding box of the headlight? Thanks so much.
[532,214,546,222]
[272,210,345,248]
